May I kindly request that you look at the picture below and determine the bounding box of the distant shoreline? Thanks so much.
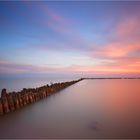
[83,77,140,79]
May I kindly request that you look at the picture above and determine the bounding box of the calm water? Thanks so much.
[0,79,140,138]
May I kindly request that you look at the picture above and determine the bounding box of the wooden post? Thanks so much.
[1,89,10,113]
[0,98,4,115]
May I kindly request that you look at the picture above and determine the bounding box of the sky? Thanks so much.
[0,1,140,78]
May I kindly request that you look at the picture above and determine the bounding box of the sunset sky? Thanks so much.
[0,1,140,78]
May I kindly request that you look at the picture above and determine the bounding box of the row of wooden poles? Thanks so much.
[0,79,82,115]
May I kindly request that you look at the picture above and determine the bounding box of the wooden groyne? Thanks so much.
[0,79,83,115]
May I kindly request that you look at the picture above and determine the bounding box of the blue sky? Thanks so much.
[0,1,140,77]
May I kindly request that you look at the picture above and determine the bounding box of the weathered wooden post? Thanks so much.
[1,89,7,97]
[1,89,10,113]
[32,93,35,102]
[18,93,23,107]
[7,93,15,111]
[0,98,4,115]
[25,94,29,104]
[29,93,33,103]
[22,94,27,106]
[12,93,20,109]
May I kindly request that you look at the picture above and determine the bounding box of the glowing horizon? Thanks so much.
[0,1,140,77]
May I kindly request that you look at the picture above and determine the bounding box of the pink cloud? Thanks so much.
[41,5,74,34]
[44,7,71,26]
[116,16,140,39]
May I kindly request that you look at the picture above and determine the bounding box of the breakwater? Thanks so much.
[0,79,82,115]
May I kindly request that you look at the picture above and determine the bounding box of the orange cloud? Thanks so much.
[91,42,140,59]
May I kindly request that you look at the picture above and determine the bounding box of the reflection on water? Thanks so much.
[0,79,140,138]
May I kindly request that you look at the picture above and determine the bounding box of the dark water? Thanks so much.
[0,79,140,138]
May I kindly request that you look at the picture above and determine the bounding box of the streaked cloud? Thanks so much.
[0,60,54,74]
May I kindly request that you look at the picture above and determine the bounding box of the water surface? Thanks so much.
[0,79,140,138]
